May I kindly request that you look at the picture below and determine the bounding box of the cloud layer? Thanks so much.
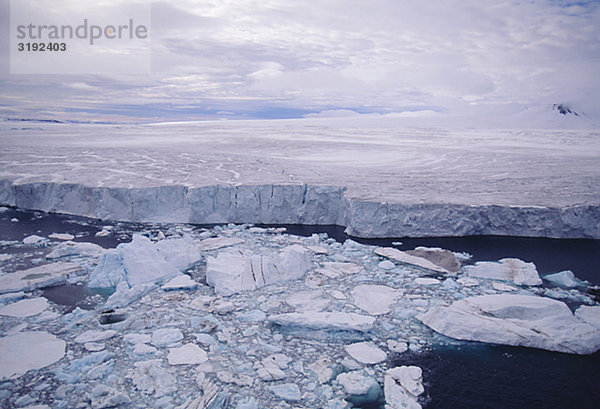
[1,0,599,122]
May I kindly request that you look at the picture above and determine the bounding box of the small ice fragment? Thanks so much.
[167,344,208,365]
[336,371,382,406]
[414,277,440,285]
[151,328,183,347]
[49,233,75,241]
[344,341,387,365]
[23,235,45,245]
[161,275,198,291]
[351,284,401,315]
[269,383,301,402]
[544,270,587,289]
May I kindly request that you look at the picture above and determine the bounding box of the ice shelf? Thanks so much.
[0,120,598,238]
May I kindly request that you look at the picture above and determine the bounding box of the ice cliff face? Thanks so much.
[0,180,598,239]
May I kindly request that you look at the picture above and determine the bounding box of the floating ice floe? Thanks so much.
[46,241,106,259]
[48,233,75,241]
[161,275,199,291]
[543,270,587,289]
[167,344,208,365]
[0,297,48,317]
[351,284,401,315]
[0,262,83,294]
[89,234,200,289]
[344,341,387,364]
[463,258,542,286]
[206,245,310,296]
[417,294,600,354]
[575,305,600,329]
[268,312,376,332]
[0,331,66,381]
[375,247,451,274]
[336,371,383,406]
[22,235,45,245]
[384,366,424,409]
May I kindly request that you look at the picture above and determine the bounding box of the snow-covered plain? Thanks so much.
[0,212,599,408]
[0,119,598,238]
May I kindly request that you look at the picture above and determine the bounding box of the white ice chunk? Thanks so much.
[543,270,587,289]
[161,275,198,291]
[344,341,387,365]
[151,328,183,347]
[463,258,542,286]
[268,312,375,332]
[417,294,600,354]
[155,235,202,271]
[308,357,334,384]
[378,260,396,270]
[0,297,48,317]
[46,241,105,259]
[89,234,182,289]
[105,282,156,309]
[414,277,440,286]
[0,262,83,294]
[336,371,382,406]
[351,284,401,315]
[167,344,208,365]
[0,331,66,381]
[575,305,600,330]
[387,340,408,354]
[49,233,75,241]
[206,245,311,296]
[384,366,424,409]
[23,235,45,245]
[269,383,301,402]
[132,359,176,397]
[375,247,450,274]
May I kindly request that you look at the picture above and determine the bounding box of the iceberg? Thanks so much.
[206,245,311,296]
[417,294,600,354]
[89,234,200,289]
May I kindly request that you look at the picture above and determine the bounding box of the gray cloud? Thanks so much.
[1,0,599,121]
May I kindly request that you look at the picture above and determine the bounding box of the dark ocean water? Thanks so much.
[1,208,599,409]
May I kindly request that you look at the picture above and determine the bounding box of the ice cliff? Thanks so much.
[0,180,598,239]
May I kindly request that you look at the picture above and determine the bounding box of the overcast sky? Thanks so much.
[1,0,599,122]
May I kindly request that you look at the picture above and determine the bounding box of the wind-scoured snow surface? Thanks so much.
[0,119,599,238]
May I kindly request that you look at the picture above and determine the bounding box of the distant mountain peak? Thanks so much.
[552,104,580,117]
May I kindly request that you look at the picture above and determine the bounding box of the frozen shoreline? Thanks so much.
[1,120,598,238]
